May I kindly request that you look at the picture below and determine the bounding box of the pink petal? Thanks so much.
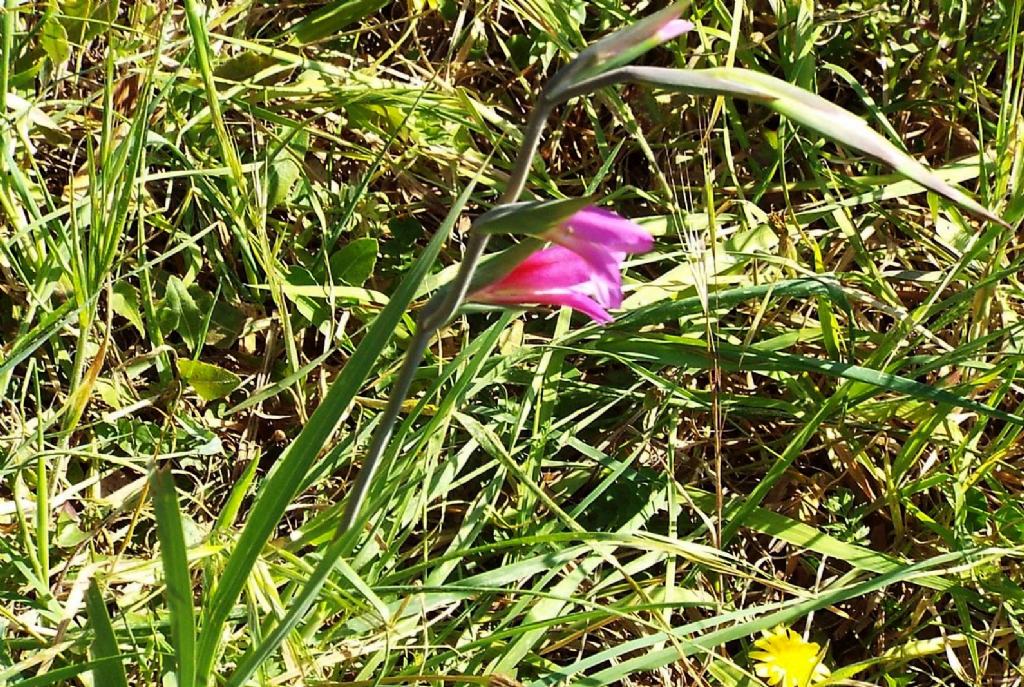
[479,289,613,325]
[560,207,654,254]
[655,19,694,43]
[470,207,652,324]
[470,245,620,324]
[477,245,596,294]
[537,207,651,308]
[536,292,613,324]
[556,240,624,308]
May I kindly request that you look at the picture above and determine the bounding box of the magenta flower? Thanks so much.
[471,245,621,324]
[541,206,654,305]
[545,206,654,254]
[471,207,654,324]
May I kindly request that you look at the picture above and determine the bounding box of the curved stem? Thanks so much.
[337,55,1008,538]
[333,64,691,538]
[550,65,776,103]
[332,62,675,540]
[334,329,430,535]
[334,97,555,538]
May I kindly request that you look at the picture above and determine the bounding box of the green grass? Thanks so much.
[2,1,1024,686]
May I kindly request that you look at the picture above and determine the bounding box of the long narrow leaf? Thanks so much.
[85,580,129,687]
[597,336,1024,426]
[10,657,137,687]
[196,182,473,683]
[151,466,197,687]
[565,66,1007,226]
[220,181,481,687]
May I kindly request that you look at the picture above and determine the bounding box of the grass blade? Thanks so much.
[151,466,197,687]
[569,66,1007,226]
[10,658,135,687]
[85,580,129,687]
[220,180,482,687]
[285,0,389,45]
[598,336,1024,426]
[197,180,474,684]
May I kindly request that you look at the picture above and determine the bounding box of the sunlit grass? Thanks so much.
[1,1,1022,686]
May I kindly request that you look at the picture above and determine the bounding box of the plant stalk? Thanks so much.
[333,94,555,538]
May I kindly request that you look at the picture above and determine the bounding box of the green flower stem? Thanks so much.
[333,94,555,539]
[335,61,728,540]
[226,25,691,686]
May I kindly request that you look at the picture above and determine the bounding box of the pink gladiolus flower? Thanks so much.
[541,206,654,306]
[471,245,621,324]
[470,206,653,324]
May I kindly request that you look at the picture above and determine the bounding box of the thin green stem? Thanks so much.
[34,370,49,585]
[333,331,431,535]
[334,96,555,538]
[332,59,682,539]
[0,0,13,119]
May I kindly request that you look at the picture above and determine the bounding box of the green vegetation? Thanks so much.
[1,0,1022,685]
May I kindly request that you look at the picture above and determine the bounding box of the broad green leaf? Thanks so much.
[111,281,145,334]
[284,265,331,326]
[40,15,69,65]
[164,276,203,353]
[176,359,241,401]
[267,155,302,209]
[329,237,378,286]
[59,0,94,44]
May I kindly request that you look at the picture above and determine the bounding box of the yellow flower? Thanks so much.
[750,625,831,687]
